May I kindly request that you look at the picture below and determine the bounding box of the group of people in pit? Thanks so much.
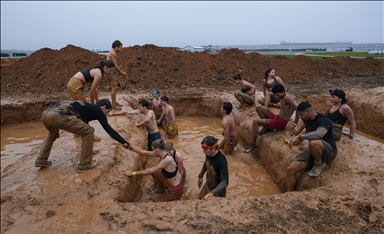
[33,40,356,201]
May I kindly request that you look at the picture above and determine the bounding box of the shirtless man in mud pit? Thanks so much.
[158,96,178,139]
[218,102,239,154]
[244,84,299,153]
[110,99,161,150]
[152,89,165,127]
[106,40,128,110]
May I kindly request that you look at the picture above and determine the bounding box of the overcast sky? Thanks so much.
[1,1,383,51]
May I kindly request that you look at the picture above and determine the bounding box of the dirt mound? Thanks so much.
[1,44,383,95]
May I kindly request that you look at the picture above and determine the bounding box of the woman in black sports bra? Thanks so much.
[326,89,356,143]
[66,60,115,104]
[257,68,284,108]
[123,139,184,201]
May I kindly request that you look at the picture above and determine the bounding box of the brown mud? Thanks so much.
[1,44,384,233]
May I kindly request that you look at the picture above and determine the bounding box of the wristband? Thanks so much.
[293,123,297,127]
[133,171,137,176]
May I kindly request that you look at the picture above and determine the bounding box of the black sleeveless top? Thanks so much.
[80,66,103,83]
[326,104,347,126]
[161,153,178,179]
[265,77,278,89]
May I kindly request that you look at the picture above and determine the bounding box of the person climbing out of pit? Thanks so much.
[158,96,178,139]
[106,40,128,110]
[128,141,186,193]
[34,99,131,173]
[244,84,299,153]
[109,99,161,151]
[198,136,229,200]
[286,101,337,191]
[233,74,256,111]
[326,88,356,143]
[122,139,184,201]
[257,68,284,108]
[218,102,239,154]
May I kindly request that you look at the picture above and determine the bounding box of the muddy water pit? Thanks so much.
[1,93,282,204]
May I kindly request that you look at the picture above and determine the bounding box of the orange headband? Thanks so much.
[201,141,218,150]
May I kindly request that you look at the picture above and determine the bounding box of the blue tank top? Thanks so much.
[326,104,347,126]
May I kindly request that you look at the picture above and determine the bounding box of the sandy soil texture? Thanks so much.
[1,45,384,233]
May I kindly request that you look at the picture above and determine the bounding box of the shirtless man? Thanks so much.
[110,99,161,150]
[106,40,128,110]
[233,74,256,111]
[152,89,164,127]
[218,102,239,154]
[158,96,178,139]
[244,84,299,152]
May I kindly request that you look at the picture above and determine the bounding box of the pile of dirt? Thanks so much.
[1,44,383,95]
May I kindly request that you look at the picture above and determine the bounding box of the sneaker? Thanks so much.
[77,161,99,173]
[241,104,249,111]
[35,157,52,167]
[308,162,328,177]
[244,143,258,153]
[236,104,242,110]
[93,135,101,141]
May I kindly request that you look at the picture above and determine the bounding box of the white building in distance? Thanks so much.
[181,46,205,52]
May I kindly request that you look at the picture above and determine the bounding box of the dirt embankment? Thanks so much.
[1,44,383,95]
[1,44,384,233]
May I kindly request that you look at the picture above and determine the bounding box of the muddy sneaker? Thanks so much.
[308,162,328,177]
[113,104,123,110]
[236,104,242,110]
[93,135,101,141]
[244,143,258,153]
[77,161,99,173]
[241,104,249,111]
[35,157,52,167]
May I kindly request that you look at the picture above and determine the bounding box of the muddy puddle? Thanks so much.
[1,115,282,202]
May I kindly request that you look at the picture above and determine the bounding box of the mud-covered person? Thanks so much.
[326,89,356,143]
[34,99,130,172]
[198,136,229,200]
[232,74,256,111]
[122,139,184,201]
[257,68,284,108]
[218,102,239,154]
[286,101,337,191]
[152,89,165,128]
[128,141,186,192]
[158,96,178,139]
[244,83,299,153]
[109,99,161,150]
[106,40,128,110]
[67,60,115,104]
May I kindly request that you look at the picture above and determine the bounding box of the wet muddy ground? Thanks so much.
[1,73,384,233]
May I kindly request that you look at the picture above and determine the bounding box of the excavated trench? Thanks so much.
[2,88,383,204]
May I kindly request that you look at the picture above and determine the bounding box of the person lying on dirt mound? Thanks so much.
[158,96,178,139]
[218,102,239,154]
[232,74,256,111]
[244,84,299,153]
[286,101,337,191]
[326,88,356,143]
[257,68,284,108]
[122,139,184,201]
[109,99,161,151]
[66,60,115,104]
[35,99,130,172]
[198,136,229,200]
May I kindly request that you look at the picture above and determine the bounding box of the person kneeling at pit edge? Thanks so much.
[35,99,131,173]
